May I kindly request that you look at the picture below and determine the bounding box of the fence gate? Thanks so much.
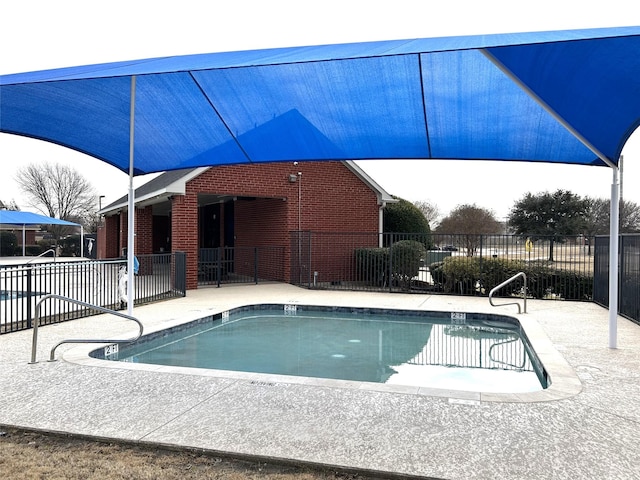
[593,234,640,325]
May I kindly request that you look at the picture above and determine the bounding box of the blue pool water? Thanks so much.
[0,290,38,300]
[96,305,548,393]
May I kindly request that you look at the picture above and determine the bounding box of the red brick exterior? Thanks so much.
[135,206,154,255]
[171,193,199,288]
[102,215,121,258]
[134,206,153,274]
[104,162,382,289]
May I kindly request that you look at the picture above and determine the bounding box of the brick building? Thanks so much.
[99,161,394,289]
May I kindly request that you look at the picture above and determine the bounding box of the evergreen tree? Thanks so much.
[508,190,588,261]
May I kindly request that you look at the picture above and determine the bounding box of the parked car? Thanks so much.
[442,245,458,251]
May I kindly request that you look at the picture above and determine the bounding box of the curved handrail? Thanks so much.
[489,272,527,314]
[30,294,143,363]
[488,336,527,369]
[25,248,57,264]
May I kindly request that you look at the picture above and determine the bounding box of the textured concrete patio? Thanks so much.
[1,284,639,479]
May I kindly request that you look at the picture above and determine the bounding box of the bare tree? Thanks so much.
[436,204,502,256]
[413,200,440,227]
[15,163,97,233]
[584,197,640,235]
[0,199,20,210]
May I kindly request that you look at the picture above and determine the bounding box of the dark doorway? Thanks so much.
[224,200,234,247]
[199,203,221,248]
[153,215,171,253]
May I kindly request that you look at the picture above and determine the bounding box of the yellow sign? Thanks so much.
[525,238,533,253]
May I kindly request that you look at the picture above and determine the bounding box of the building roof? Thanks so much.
[100,161,395,215]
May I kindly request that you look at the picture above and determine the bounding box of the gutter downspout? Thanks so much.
[379,201,386,248]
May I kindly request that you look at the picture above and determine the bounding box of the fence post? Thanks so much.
[479,235,484,296]
[26,267,33,328]
[216,246,222,288]
[389,233,393,293]
[254,247,258,284]
[619,235,624,310]
[307,231,312,288]
[174,251,187,295]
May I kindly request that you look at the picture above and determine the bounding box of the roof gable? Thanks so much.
[100,161,394,214]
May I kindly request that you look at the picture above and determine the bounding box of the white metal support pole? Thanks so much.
[619,155,624,202]
[484,49,622,348]
[609,165,620,349]
[127,76,136,317]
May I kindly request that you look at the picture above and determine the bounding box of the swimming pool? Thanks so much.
[93,304,548,393]
[0,290,41,300]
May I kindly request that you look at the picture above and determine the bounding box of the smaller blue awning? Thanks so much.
[0,210,80,227]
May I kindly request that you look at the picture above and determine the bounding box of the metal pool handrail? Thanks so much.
[25,248,57,264]
[488,336,527,369]
[30,294,143,364]
[489,272,527,314]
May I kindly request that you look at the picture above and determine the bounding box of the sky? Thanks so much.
[1,0,639,222]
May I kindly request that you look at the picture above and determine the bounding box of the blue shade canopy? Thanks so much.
[0,210,80,227]
[1,27,639,175]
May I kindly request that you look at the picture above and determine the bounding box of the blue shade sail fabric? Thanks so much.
[1,27,639,175]
[0,210,80,227]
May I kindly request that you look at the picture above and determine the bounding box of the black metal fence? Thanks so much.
[8,234,636,333]
[0,252,186,334]
[415,323,537,376]
[593,235,640,324]
[198,246,286,286]
[291,232,595,301]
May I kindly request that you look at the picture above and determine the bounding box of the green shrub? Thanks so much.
[60,235,81,256]
[481,258,528,294]
[390,240,426,290]
[0,231,18,256]
[440,256,482,294]
[25,245,45,256]
[355,248,388,286]
[430,256,593,300]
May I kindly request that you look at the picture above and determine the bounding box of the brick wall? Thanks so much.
[134,206,153,275]
[102,215,120,258]
[235,197,289,280]
[171,193,199,289]
[187,161,379,233]
[181,162,381,286]
[104,162,382,288]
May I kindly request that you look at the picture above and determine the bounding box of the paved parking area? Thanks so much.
[1,284,639,479]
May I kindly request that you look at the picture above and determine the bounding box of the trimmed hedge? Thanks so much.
[355,240,426,291]
[390,240,426,289]
[0,231,18,256]
[429,256,593,300]
[355,247,388,287]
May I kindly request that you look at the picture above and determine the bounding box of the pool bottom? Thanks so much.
[90,304,550,396]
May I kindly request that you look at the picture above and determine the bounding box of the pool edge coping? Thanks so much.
[61,302,582,404]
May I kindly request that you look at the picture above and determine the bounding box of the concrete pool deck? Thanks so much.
[1,284,639,479]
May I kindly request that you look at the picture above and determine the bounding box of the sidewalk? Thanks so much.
[1,284,639,479]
